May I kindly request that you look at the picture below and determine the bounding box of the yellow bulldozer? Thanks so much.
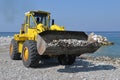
[9,10,100,68]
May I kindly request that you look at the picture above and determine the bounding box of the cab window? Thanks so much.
[29,16,36,28]
[25,16,28,24]
[34,14,47,26]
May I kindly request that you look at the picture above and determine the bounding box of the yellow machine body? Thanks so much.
[14,10,64,53]
[10,10,101,67]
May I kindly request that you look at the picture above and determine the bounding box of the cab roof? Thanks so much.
[25,10,50,15]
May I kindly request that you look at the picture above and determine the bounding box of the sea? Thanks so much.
[0,31,120,58]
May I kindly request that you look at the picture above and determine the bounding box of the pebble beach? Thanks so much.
[0,36,120,80]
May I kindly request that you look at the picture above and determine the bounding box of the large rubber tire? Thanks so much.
[41,55,50,59]
[58,54,76,65]
[9,39,21,60]
[22,40,40,68]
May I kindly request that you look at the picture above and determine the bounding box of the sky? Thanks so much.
[0,0,120,32]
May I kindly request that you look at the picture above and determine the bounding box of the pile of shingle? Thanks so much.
[47,39,99,47]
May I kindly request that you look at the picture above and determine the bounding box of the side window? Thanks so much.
[30,16,36,28]
[22,16,29,33]
[42,16,47,26]
[26,16,28,24]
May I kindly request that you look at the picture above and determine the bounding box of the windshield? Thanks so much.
[34,13,48,26]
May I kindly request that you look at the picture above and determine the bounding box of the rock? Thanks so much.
[88,32,114,46]
[47,39,89,47]
[47,39,101,48]
[101,41,114,46]
[47,32,114,48]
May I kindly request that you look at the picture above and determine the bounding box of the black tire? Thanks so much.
[9,39,21,60]
[58,54,76,65]
[41,55,50,59]
[22,40,40,68]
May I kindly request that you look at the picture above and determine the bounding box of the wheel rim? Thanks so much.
[23,47,29,61]
[10,44,13,55]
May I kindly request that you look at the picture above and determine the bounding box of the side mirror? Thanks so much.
[52,19,54,25]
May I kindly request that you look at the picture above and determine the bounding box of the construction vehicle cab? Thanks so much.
[21,11,50,34]
[10,10,100,68]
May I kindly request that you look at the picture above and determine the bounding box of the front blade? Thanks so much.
[37,30,100,55]
[39,30,88,43]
